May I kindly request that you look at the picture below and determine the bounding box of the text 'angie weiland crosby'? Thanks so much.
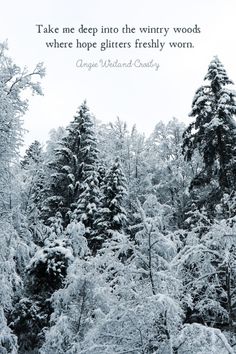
[75,58,160,71]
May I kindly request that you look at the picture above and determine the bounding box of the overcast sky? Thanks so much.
[1,0,236,147]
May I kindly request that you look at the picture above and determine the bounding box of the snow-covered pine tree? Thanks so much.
[96,120,148,236]
[21,140,43,168]
[95,158,128,252]
[42,101,99,226]
[67,100,98,184]
[74,170,102,254]
[183,56,236,212]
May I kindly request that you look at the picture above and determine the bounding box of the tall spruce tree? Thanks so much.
[21,141,43,167]
[183,56,236,211]
[42,101,99,226]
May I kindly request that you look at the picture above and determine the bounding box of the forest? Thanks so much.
[1,41,236,354]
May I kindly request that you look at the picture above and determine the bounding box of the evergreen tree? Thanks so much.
[95,158,128,249]
[183,57,236,211]
[42,101,99,226]
[21,140,43,168]
[74,170,102,253]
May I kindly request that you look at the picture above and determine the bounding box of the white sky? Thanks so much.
[0,0,236,147]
